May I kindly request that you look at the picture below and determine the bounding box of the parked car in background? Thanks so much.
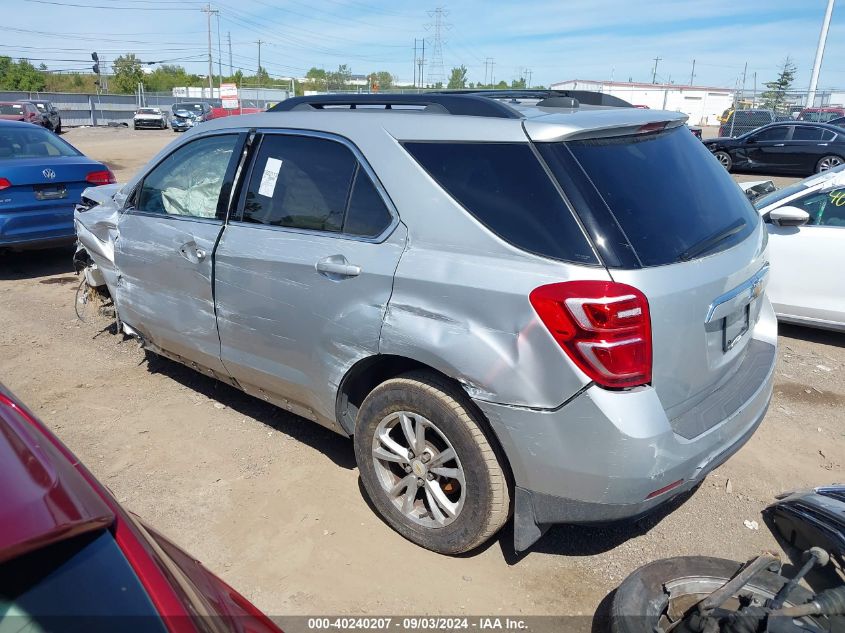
[0,383,280,633]
[78,92,776,554]
[133,107,168,130]
[750,164,845,331]
[705,121,845,175]
[0,101,42,126]
[25,99,62,133]
[719,109,778,137]
[0,119,114,250]
[797,106,845,123]
[170,101,213,132]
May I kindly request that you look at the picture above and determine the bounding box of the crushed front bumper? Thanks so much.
[476,336,776,551]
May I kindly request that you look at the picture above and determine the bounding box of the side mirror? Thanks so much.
[769,206,810,227]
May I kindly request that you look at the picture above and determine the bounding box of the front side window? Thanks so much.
[793,188,845,227]
[753,127,789,142]
[136,134,237,219]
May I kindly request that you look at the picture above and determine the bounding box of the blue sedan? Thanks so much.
[0,120,114,250]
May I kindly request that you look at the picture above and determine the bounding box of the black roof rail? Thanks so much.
[268,93,522,119]
[432,89,633,108]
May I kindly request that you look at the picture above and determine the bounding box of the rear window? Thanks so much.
[403,142,597,265]
[0,104,23,115]
[539,126,759,267]
[0,126,80,158]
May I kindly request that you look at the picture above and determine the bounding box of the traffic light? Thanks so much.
[92,52,100,75]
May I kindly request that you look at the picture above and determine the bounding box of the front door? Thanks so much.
[115,132,242,374]
[214,131,406,426]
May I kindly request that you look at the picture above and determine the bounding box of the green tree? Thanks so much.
[511,76,526,89]
[447,65,468,89]
[112,53,145,94]
[761,57,796,113]
[0,58,46,91]
[327,64,351,90]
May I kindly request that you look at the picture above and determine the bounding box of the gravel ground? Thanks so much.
[0,125,842,620]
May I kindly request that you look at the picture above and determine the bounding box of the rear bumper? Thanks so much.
[476,336,776,551]
[0,206,76,249]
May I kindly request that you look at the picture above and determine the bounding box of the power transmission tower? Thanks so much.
[201,4,218,96]
[228,32,233,76]
[425,7,449,87]
[484,57,493,86]
[651,56,662,84]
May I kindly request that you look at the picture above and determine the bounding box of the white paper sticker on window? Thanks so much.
[257,157,283,198]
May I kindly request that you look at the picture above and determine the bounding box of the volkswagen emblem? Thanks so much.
[42,168,56,180]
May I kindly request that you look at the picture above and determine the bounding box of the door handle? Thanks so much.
[773,143,785,147]
[316,255,361,278]
[178,241,206,264]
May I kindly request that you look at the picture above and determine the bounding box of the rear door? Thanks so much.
[214,131,405,426]
[766,185,845,324]
[536,124,769,428]
[115,132,243,375]
[786,126,836,174]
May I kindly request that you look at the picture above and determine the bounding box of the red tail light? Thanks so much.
[86,169,116,185]
[0,178,10,191]
[529,280,652,388]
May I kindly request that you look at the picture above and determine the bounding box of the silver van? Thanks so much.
[76,92,776,554]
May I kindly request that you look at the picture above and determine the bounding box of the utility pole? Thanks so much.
[417,38,425,88]
[413,39,417,88]
[526,68,532,89]
[808,0,835,108]
[201,4,215,97]
[741,61,748,103]
[227,32,233,76]
[689,59,696,86]
[216,11,223,84]
[651,56,662,84]
[491,59,495,85]
[256,40,263,79]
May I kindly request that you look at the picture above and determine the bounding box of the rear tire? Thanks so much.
[54,123,62,134]
[610,556,816,633]
[353,371,510,555]
[816,154,843,173]
[714,150,732,171]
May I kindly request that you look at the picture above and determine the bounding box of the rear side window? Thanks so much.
[240,134,393,238]
[403,142,597,264]
[540,126,759,267]
[792,126,824,141]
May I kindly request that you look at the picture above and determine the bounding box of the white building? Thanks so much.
[550,79,735,126]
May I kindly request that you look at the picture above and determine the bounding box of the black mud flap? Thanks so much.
[513,488,551,552]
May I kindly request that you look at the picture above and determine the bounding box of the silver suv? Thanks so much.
[76,91,776,554]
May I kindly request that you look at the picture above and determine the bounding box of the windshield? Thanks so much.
[177,103,204,111]
[31,103,47,112]
[0,126,81,158]
[539,125,759,267]
[754,164,845,209]
[138,108,158,114]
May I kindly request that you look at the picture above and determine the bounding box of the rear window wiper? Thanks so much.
[678,218,747,261]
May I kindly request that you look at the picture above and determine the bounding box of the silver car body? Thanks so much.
[753,165,845,331]
[77,102,776,550]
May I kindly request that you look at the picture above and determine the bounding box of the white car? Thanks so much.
[752,165,845,331]
[132,107,168,130]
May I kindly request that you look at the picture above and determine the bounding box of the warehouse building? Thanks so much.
[550,79,735,126]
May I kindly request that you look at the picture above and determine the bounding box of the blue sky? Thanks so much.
[1,0,843,90]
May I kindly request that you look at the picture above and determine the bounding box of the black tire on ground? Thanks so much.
[353,371,511,555]
[816,155,844,174]
[54,123,62,134]
[610,556,816,633]
[714,150,732,171]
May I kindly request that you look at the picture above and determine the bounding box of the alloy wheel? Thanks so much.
[818,156,843,172]
[371,411,466,528]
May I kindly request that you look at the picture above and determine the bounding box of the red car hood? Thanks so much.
[0,384,114,564]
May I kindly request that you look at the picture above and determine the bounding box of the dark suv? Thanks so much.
[26,100,62,133]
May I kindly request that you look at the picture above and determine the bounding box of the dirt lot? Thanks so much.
[1,126,843,620]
